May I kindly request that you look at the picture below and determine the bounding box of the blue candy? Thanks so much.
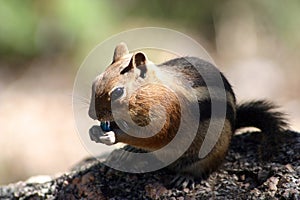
[100,121,111,132]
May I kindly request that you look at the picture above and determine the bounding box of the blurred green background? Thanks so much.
[0,0,299,184]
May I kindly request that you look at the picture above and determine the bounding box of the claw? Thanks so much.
[170,174,196,189]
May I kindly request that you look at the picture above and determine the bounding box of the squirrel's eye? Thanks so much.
[111,87,124,101]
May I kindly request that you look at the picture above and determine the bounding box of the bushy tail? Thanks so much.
[235,100,288,133]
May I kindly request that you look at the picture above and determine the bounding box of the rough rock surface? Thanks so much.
[0,131,299,200]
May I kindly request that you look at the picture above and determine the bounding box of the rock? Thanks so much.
[0,131,299,199]
[268,177,279,191]
[145,183,168,199]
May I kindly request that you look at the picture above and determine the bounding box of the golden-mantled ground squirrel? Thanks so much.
[88,43,287,185]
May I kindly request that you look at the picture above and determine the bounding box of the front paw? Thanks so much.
[89,125,103,143]
[89,125,116,145]
[99,131,116,145]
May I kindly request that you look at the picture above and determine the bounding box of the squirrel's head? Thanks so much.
[88,43,158,123]
[88,43,183,149]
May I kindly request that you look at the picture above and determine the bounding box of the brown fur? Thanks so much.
[90,43,287,179]
[117,84,181,151]
[90,43,235,178]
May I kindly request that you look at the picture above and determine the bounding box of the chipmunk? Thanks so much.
[88,43,288,185]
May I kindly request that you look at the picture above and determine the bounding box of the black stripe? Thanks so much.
[161,57,236,102]
[198,98,235,127]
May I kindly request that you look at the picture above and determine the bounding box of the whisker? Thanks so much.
[72,95,91,105]
[72,101,90,107]
[76,106,89,112]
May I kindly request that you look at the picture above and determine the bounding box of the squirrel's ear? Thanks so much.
[133,52,148,78]
[113,42,129,63]
[133,52,147,67]
[121,52,148,78]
